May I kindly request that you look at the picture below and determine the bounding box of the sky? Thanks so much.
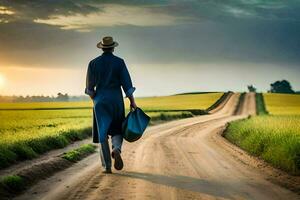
[0,0,300,97]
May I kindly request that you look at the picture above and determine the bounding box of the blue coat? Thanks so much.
[85,52,135,143]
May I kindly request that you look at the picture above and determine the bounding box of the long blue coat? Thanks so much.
[85,52,135,143]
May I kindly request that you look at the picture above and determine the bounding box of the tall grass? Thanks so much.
[226,93,300,174]
[0,128,92,168]
[0,109,93,168]
[225,115,300,175]
[0,175,25,192]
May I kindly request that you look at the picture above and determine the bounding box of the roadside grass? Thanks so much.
[62,144,97,162]
[0,93,223,169]
[0,127,91,169]
[225,115,300,175]
[0,144,97,197]
[0,175,25,193]
[226,93,300,175]
[0,109,92,168]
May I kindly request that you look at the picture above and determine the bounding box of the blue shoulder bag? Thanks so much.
[122,107,151,142]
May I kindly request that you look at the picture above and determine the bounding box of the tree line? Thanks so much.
[0,80,298,103]
[248,80,298,94]
[0,93,89,102]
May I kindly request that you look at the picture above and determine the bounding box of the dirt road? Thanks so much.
[16,93,299,200]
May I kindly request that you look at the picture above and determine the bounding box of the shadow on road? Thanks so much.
[113,171,246,199]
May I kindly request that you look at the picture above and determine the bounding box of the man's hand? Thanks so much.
[89,94,95,100]
[128,95,137,111]
[130,101,137,110]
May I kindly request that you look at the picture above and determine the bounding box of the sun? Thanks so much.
[0,73,5,88]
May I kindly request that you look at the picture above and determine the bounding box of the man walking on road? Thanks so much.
[85,36,137,173]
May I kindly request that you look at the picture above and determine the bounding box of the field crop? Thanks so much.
[126,93,223,111]
[263,93,300,115]
[0,101,92,110]
[0,93,223,111]
[0,109,92,168]
[0,93,223,168]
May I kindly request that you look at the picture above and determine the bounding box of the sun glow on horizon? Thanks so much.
[0,73,5,89]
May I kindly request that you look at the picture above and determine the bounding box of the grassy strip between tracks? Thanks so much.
[255,93,268,115]
[62,144,97,162]
[0,144,97,199]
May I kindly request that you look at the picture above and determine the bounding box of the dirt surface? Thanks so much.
[235,92,256,116]
[15,93,299,200]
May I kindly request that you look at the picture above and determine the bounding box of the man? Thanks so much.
[85,36,137,173]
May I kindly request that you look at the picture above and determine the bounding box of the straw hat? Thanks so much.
[97,36,119,49]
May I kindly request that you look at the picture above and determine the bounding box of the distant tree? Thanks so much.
[0,94,92,102]
[247,85,256,92]
[57,93,69,101]
[269,80,295,94]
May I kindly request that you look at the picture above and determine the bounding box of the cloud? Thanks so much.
[0,6,14,15]
[33,4,185,31]
[0,0,300,70]
[0,5,15,23]
[223,6,255,18]
[239,0,286,9]
[1,1,300,29]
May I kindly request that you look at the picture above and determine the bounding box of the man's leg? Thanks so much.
[112,134,123,153]
[99,136,112,173]
[111,134,124,170]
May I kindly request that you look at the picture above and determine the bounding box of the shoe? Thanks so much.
[102,168,112,174]
[112,149,123,170]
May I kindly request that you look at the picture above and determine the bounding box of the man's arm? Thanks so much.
[128,95,137,110]
[85,61,96,99]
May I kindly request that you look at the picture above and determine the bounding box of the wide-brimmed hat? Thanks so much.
[97,36,119,49]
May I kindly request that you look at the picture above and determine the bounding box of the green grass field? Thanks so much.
[225,93,300,175]
[0,101,91,110]
[0,109,92,168]
[127,93,223,111]
[0,93,223,168]
[225,115,300,174]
